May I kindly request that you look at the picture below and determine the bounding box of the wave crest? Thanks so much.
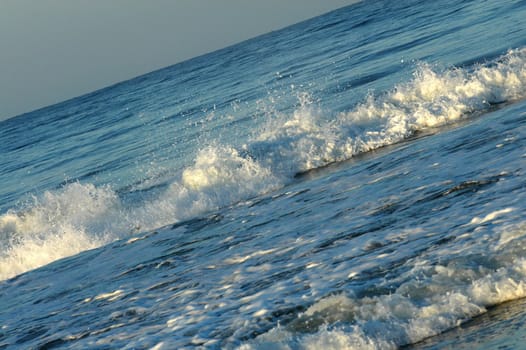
[1,48,525,280]
[247,47,526,175]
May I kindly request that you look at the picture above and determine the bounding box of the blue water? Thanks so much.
[1,0,526,348]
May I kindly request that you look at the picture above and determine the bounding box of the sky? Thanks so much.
[0,0,358,121]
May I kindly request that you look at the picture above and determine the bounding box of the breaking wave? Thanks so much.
[1,47,525,281]
[240,219,526,349]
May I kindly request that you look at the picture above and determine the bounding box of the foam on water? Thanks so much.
[0,183,120,280]
[0,149,282,280]
[1,48,525,281]
[241,219,526,350]
[248,47,526,175]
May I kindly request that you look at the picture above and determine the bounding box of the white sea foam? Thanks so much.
[1,48,525,281]
[247,47,526,175]
[470,208,514,225]
[0,183,121,280]
[242,224,526,350]
[0,147,281,280]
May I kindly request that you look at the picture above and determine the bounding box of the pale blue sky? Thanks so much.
[0,0,358,121]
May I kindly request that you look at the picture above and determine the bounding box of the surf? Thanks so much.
[1,47,525,281]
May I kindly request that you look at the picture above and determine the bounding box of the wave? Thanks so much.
[0,151,283,281]
[0,184,120,280]
[1,47,525,281]
[240,219,526,349]
[247,47,526,176]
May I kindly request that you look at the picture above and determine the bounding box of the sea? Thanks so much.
[1,0,526,348]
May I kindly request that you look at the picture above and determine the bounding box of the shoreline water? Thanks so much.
[1,1,526,348]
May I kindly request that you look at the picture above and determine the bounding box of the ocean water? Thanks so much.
[1,0,526,348]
